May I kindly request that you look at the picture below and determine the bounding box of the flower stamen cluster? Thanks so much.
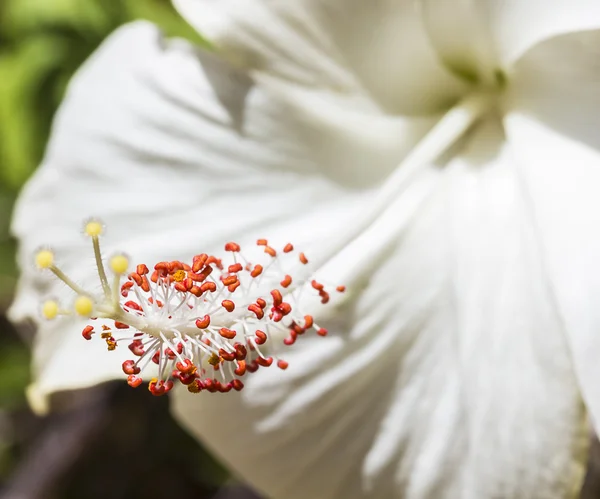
[37,220,343,396]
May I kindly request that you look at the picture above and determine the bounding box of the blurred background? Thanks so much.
[0,1,261,498]
[1,2,600,499]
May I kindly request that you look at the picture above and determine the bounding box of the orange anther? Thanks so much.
[228,281,241,293]
[256,298,266,309]
[250,264,263,277]
[222,300,235,312]
[317,328,328,336]
[114,321,129,329]
[225,242,241,252]
[127,375,143,388]
[195,315,211,329]
[136,264,149,275]
[304,315,314,329]
[200,282,217,293]
[124,301,141,311]
[271,289,283,306]
[222,275,238,286]
[256,239,268,246]
[311,280,324,291]
[277,359,289,370]
[299,252,308,264]
[141,276,150,292]
[192,254,208,273]
[336,285,346,293]
[129,272,142,286]
[256,356,273,367]
[232,379,244,391]
[255,330,267,345]
[219,328,237,339]
[121,281,134,297]
[283,243,294,253]
[228,263,243,273]
[280,274,292,288]
[248,304,264,319]
[264,246,276,257]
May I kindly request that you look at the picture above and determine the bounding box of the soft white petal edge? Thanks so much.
[172,119,587,499]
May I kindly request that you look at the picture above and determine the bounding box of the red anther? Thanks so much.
[336,285,346,293]
[183,277,193,290]
[279,302,292,316]
[320,292,330,304]
[228,263,243,273]
[124,300,142,311]
[255,330,267,345]
[165,347,176,360]
[280,274,292,288]
[222,300,235,312]
[219,382,232,393]
[283,332,297,345]
[248,304,264,319]
[250,264,263,277]
[283,243,294,253]
[292,322,304,335]
[148,379,166,396]
[151,350,160,364]
[129,272,142,286]
[192,254,208,273]
[136,264,149,275]
[311,280,324,291]
[128,339,144,356]
[82,325,94,340]
[187,379,204,393]
[176,371,198,385]
[234,361,247,376]
[304,315,314,329]
[141,276,150,292]
[189,286,202,297]
[277,359,289,370]
[127,375,143,388]
[228,281,241,293]
[122,360,140,375]
[246,360,259,373]
[317,328,328,336]
[174,282,187,293]
[264,246,277,257]
[232,379,244,391]
[121,281,134,297]
[257,298,267,309]
[164,380,174,394]
[235,344,247,360]
[195,315,211,329]
[200,282,217,293]
[219,349,236,362]
[176,359,196,375]
[271,289,283,306]
[205,379,218,393]
[114,321,129,329]
[225,242,241,252]
[256,239,268,246]
[221,275,238,286]
[219,328,237,339]
[256,356,273,367]
[299,252,308,264]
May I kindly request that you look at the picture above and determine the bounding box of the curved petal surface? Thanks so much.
[10,21,428,410]
[173,0,469,115]
[505,29,600,445]
[172,119,587,499]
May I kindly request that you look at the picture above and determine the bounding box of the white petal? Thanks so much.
[173,0,468,115]
[11,21,429,409]
[172,119,586,498]
[485,0,600,66]
[505,29,600,443]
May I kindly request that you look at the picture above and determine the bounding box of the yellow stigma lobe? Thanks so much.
[84,220,103,237]
[42,300,59,319]
[110,254,129,274]
[35,249,54,269]
[172,270,186,282]
[74,295,93,316]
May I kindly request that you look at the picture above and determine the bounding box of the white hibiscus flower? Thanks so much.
[10,1,600,497]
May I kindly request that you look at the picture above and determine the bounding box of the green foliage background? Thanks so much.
[0,2,226,496]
